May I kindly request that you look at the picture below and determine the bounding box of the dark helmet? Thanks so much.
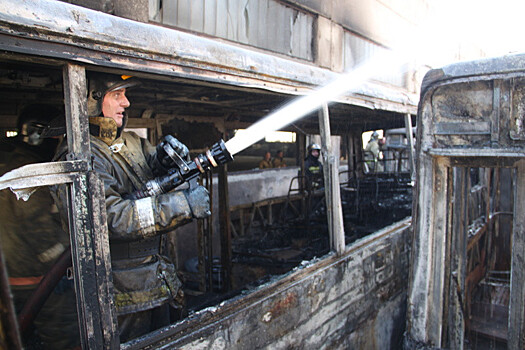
[87,73,139,117]
[371,131,379,139]
[17,104,62,146]
[308,143,321,152]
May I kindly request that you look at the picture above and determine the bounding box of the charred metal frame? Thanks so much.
[407,55,525,349]
[319,103,345,254]
[121,218,412,349]
[0,0,417,348]
[0,0,416,114]
[0,64,119,348]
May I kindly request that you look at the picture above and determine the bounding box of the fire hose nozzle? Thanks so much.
[194,139,233,173]
[127,139,233,200]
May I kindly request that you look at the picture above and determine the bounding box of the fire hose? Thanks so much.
[127,139,233,199]
[17,248,72,334]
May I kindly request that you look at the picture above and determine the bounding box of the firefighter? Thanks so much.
[258,151,273,169]
[0,104,80,349]
[272,150,287,168]
[364,131,383,173]
[52,73,211,342]
[304,143,323,190]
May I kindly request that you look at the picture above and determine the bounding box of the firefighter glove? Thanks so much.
[153,135,190,175]
[184,186,211,219]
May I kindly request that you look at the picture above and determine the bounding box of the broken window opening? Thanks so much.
[442,166,514,349]
[0,58,414,348]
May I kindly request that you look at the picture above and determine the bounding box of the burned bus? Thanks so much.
[406,54,525,349]
[0,0,418,349]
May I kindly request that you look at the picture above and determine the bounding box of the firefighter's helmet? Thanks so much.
[17,104,61,146]
[308,143,321,152]
[87,73,139,117]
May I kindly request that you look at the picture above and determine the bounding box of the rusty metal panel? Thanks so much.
[191,0,205,33]
[318,105,345,254]
[218,165,232,292]
[0,160,88,191]
[291,9,313,60]
[508,161,525,349]
[65,172,118,349]
[419,69,525,154]
[408,54,525,348]
[162,0,178,26]
[431,81,495,148]
[406,151,443,344]
[447,168,468,348]
[88,172,119,348]
[63,64,90,162]
[0,0,417,114]
[434,122,491,135]
[122,219,412,349]
[510,79,525,140]
[256,0,269,49]
[203,0,218,35]
[343,31,405,87]
[68,175,104,349]
[158,0,314,61]
[62,62,117,349]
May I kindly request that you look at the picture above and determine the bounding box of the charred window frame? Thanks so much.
[0,1,417,346]
[61,64,118,349]
[0,63,119,349]
[0,60,349,349]
[408,72,525,349]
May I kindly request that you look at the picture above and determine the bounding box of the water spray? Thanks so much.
[128,49,409,199]
[225,48,407,155]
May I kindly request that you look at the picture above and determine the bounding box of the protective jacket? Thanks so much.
[53,116,192,315]
[258,159,272,169]
[304,154,323,189]
[365,139,380,159]
[272,157,286,168]
[1,143,69,284]
[0,142,79,349]
[364,139,381,172]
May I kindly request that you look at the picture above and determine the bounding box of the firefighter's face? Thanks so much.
[102,88,130,127]
[311,149,320,158]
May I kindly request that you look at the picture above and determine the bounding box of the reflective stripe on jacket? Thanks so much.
[52,121,191,314]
